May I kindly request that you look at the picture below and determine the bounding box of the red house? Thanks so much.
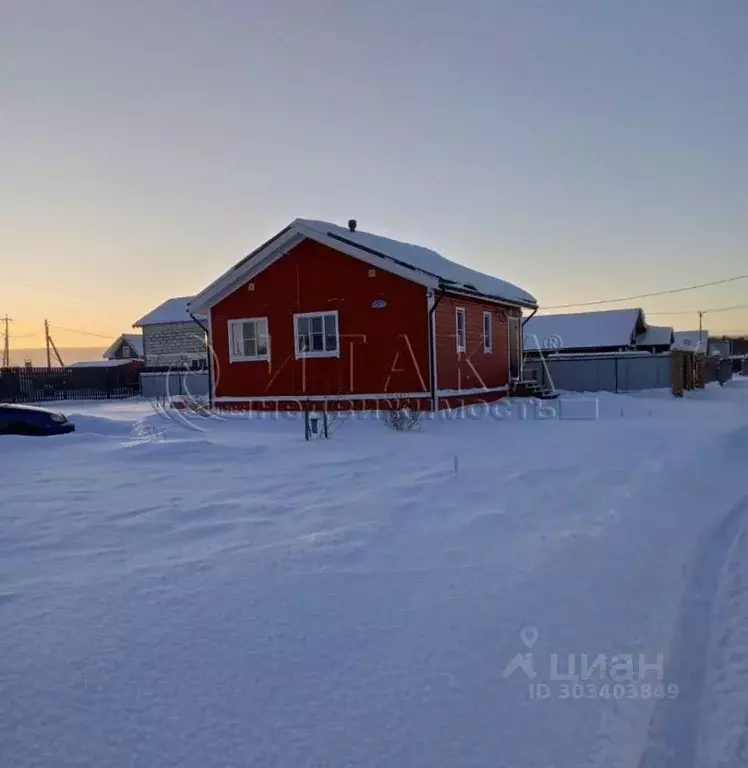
[189,219,537,411]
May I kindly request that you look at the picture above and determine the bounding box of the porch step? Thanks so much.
[536,390,560,400]
[511,379,558,399]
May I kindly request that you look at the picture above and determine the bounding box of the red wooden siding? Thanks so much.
[433,295,511,391]
[211,239,430,400]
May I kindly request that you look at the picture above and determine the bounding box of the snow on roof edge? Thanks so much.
[523,308,643,351]
[190,218,537,311]
[70,359,135,368]
[134,297,207,327]
[635,325,674,347]
[298,219,537,307]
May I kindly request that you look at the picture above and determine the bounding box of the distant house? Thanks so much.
[133,297,208,368]
[189,217,537,410]
[709,335,748,357]
[635,325,674,354]
[671,330,709,354]
[524,308,661,356]
[730,337,748,357]
[523,308,677,356]
[708,338,731,358]
[103,334,144,361]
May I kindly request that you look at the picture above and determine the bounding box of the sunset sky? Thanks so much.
[2,0,747,350]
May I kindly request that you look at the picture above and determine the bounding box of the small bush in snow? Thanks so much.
[382,408,421,432]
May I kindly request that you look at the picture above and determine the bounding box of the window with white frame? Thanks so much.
[228,317,269,362]
[455,307,466,353]
[483,311,492,353]
[121,344,130,358]
[294,311,339,358]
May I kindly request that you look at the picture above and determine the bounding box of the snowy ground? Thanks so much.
[2,382,748,767]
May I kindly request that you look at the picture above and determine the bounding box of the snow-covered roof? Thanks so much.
[635,325,673,347]
[134,297,207,327]
[298,219,537,307]
[103,334,144,359]
[189,218,537,312]
[523,308,644,352]
[672,330,709,352]
[70,359,135,369]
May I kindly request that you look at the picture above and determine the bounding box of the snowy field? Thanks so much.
[2,382,748,767]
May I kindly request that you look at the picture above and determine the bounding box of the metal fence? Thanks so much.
[524,352,736,394]
[524,353,673,393]
[0,366,140,403]
[139,371,210,399]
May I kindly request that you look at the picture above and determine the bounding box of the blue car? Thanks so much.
[0,404,75,436]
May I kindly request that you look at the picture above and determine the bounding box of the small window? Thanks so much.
[294,311,339,358]
[228,317,270,362]
[121,345,131,358]
[483,312,492,353]
[455,307,466,353]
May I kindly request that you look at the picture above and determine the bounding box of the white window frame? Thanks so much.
[228,317,270,362]
[121,344,131,358]
[455,307,466,353]
[483,311,492,353]
[294,310,340,359]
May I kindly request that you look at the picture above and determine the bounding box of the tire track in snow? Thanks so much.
[638,492,748,768]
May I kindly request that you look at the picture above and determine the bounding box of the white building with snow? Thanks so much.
[133,297,208,368]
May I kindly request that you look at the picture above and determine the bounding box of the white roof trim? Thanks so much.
[189,228,306,314]
[189,219,536,314]
[189,223,438,314]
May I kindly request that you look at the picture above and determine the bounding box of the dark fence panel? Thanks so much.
[0,366,140,403]
[703,357,734,385]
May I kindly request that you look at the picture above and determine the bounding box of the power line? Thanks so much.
[8,322,121,341]
[540,272,748,310]
[0,275,89,301]
[9,329,43,340]
[48,324,120,340]
[649,302,748,317]
[703,302,748,314]
[647,309,701,316]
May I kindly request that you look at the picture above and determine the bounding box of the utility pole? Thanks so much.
[45,319,52,370]
[1,314,12,367]
[698,310,705,352]
[44,319,64,368]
